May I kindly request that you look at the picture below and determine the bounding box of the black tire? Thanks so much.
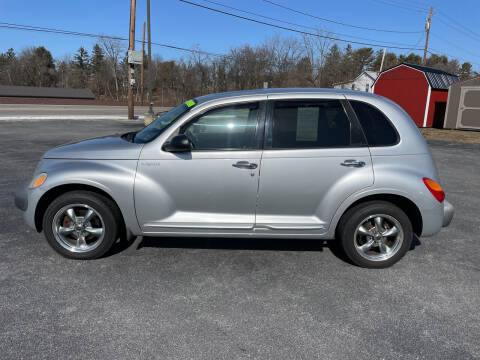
[42,191,122,260]
[337,201,413,268]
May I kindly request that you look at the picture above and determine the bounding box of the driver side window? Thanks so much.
[182,103,259,150]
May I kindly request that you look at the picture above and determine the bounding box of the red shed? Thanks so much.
[373,63,459,127]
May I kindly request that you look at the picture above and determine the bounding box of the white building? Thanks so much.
[333,71,378,92]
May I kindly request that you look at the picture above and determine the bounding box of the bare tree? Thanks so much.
[100,37,125,100]
[56,55,72,88]
[18,46,56,87]
[302,29,332,87]
[0,33,468,104]
[265,35,303,87]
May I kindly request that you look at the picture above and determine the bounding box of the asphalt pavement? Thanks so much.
[0,119,479,359]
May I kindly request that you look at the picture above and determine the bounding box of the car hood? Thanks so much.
[43,135,144,160]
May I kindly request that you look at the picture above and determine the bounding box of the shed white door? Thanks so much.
[457,87,480,129]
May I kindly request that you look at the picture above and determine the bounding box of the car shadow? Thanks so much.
[410,235,422,250]
[107,234,421,263]
[137,236,351,263]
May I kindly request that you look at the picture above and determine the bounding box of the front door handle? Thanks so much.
[233,161,258,169]
[341,159,366,168]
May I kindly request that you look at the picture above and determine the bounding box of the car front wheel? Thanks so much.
[337,201,413,268]
[42,191,121,260]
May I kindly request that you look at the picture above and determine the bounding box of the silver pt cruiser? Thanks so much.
[15,89,454,268]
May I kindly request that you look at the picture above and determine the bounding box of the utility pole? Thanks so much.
[141,21,146,105]
[127,0,137,120]
[144,0,155,125]
[423,6,434,65]
[379,47,387,72]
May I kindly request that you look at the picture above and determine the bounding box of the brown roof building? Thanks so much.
[444,77,480,130]
[0,85,95,100]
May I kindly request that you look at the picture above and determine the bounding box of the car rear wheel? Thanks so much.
[337,201,413,268]
[42,191,121,259]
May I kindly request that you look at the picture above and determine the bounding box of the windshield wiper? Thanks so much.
[121,131,137,143]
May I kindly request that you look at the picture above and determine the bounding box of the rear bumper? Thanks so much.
[442,200,454,227]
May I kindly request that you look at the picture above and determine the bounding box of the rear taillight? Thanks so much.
[423,178,445,203]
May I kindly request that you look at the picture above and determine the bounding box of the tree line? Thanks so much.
[0,34,477,106]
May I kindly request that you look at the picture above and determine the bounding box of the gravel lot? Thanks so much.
[1,120,479,359]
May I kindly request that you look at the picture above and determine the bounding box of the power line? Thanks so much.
[200,0,421,47]
[0,22,228,58]
[403,0,431,8]
[437,10,480,40]
[181,1,478,68]
[427,45,480,67]
[436,16,480,44]
[413,32,425,48]
[262,0,423,34]
[370,0,429,13]
[179,0,425,51]
[2,17,476,69]
[385,0,428,9]
[430,33,480,60]
[259,0,478,65]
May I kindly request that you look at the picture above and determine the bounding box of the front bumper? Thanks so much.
[14,181,39,231]
[14,181,29,211]
[442,200,454,227]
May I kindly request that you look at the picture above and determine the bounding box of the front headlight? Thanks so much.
[29,173,47,189]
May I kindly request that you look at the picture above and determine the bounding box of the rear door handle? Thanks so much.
[341,159,366,168]
[233,161,258,169]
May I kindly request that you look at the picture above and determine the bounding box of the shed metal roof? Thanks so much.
[380,63,459,90]
[0,85,95,99]
[449,75,480,88]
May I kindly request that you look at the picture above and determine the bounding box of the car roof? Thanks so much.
[194,88,379,104]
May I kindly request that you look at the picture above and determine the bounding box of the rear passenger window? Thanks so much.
[350,101,398,146]
[270,100,352,149]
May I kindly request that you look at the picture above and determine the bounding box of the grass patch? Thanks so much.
[420,128,480,144]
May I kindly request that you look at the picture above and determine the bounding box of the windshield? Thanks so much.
[134,100,196,143]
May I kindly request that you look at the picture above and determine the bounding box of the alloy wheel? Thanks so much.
[353,214,404,262]
[52,203,105,253]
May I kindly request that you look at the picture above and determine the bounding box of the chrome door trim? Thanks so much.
[143,222,254,230]
[256,224,326,230]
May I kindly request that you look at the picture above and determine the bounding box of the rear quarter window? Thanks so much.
[350,100,399,146]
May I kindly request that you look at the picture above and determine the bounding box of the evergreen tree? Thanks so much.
[459,62,473,80]
[398,53,422,65]
[74,47,90,70]
[341,44,354,80]
[0,48,17,85]
[0,48,16,64]
[21,46,56,87]
[351,47,374,74]
[323,44,343,86]
[91,44,104,75]
[91,44,105,95]
[73,47,90,88]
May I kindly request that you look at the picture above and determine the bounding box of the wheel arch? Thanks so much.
[34,183,126,233]
[334,193,423,237]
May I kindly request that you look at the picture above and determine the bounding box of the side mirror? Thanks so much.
[162,134,192,152]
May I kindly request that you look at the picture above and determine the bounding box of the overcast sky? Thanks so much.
[2,0,479,70]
